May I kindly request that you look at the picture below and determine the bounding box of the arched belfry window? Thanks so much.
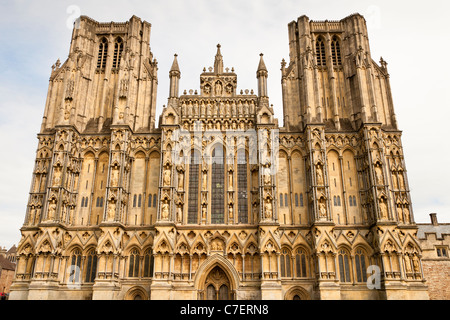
[188,150,200,224]
[237,149,248,223]
[113,37,124,69]
[316,37,326,66]
[331,36,342,66]
[211,146,225,224]
[97,37,108,69]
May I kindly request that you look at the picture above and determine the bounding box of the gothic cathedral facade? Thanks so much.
[10,14,429,300]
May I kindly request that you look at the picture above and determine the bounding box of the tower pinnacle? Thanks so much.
[214,44,223,74]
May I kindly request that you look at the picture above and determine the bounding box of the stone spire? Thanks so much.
[170,53,180,74]
[257,53,268,97]
[169,54,180,98]
[257,53,268,73]
[214,44,224,74]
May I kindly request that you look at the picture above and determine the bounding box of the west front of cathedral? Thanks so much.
[9,14,430,300]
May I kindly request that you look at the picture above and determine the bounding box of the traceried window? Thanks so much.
[295,248,308,278]
[112,37,124,69]
[237,149,248,223]
[153,193,157,207]
[331,36,342,66]
[84,249,97,283]
[143,249,154,277]
[338,249,351,283]
[211,146,225,224]
[188,150,200,224]
[128,248,140,278]
[295,194,299,207]
[97,37,108,69]
[354,249,368,283]
[280,248,292,278]
[69,249,82,284]
[300,193,304,207]
[148,194,152,207]
[316,37,326,66]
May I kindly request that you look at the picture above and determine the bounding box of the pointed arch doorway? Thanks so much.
[204,266,232,300]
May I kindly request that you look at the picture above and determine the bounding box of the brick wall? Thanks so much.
[0,269,15,293]
[422,260,450,300]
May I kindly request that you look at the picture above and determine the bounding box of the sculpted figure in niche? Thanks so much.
[202,206,207,221]
[163,168,171,187]
[404,255,412,273]
[53,166,62,186]
[316,164,324,185]
[177,168,184,190]
[161,202,169,220]
[228,205,234,220]
[264,200,272,220]
[107,201,116,221]
[69,207,74,224]
[215,81,222,96]
[375,164,384,185]
[379,198,388,220]
[319,201,327,219]
[47,199,57,221]
[177,206,182,223]
[111,167,119,187]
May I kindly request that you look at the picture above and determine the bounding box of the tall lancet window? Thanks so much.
[316,37,326,66]
[237,149,248,223]
[331,36,342,66]
[113,37,124,69]
[188,150,200,224]
[211,145,225,224]
[97,37,108,69]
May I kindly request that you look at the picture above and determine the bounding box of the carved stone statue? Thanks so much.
[264,200,272,220]
[379,198,388,220]
[375,165,384,185]
[228,205,233,220]
[316,165,324,185]
[107,201,116,221]
[161,202,169,220]
[177,169,184,190]
[47,200,56,221]
[111,167,119,187]
[53,167,62,186]
[163,168,171,187]
[215,81,222,96]
[319,201,327,219]
[177,206,182,223]
[202,206,207,221]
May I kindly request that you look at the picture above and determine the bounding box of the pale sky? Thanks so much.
[1,0,449,249]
